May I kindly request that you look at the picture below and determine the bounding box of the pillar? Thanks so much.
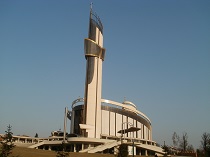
[145,150,148,156]
[74,144,76,152]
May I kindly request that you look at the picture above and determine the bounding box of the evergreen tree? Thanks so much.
[162,144,170,155]
[56,151,69,157]
[56,141,69,157]
[117,144,128,157]
[35,133,38,138]
[0,125,15,157]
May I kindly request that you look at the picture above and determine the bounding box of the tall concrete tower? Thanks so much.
[82,7,105,138]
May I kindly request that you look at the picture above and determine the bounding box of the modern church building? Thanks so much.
[66,7,164,156]
[1,6,164,156]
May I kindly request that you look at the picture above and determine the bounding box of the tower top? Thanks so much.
[89,4,103,34]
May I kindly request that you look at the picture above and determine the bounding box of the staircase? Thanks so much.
[79,147,94,153]
[28,140,62,149]
[87,141,121,153]
[28,141,45,148]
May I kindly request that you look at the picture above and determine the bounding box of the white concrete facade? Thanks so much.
[69,98,164,155]
[71,98,152,140]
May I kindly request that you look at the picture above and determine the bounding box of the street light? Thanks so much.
[117,122,140,157]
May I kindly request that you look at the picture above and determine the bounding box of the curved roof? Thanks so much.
[101,99,151,124]
[72,98,151,125]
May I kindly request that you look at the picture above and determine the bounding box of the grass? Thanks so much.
[9,147,116,157]
[8,147,151,157]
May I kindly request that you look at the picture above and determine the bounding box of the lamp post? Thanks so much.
[118,122,140,157]
[63,107,68,142]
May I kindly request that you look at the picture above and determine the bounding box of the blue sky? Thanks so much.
[0,0,210,149]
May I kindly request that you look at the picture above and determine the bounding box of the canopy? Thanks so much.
[117,127,140,134]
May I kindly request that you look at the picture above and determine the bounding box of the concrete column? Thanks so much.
[82,144,84,150]
[48,146,51,151]
[145,150,148,156]
[74,144,76,152]
[139,150,141,156]
[114,146,118,155]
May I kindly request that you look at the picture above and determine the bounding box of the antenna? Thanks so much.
[90,2,93,11]
[90,2,93,19]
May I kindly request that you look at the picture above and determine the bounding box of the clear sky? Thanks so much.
[0,0,210,149]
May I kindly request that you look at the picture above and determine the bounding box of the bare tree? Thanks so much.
[201,132,210,152]
[179,132,188,152]
[187,144,194,151]
[172,132,179,147]
[201,132,210,157]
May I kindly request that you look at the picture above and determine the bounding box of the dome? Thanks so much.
[122,100,137,109]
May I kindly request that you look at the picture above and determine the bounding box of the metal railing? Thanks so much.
[90,10,103,33]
